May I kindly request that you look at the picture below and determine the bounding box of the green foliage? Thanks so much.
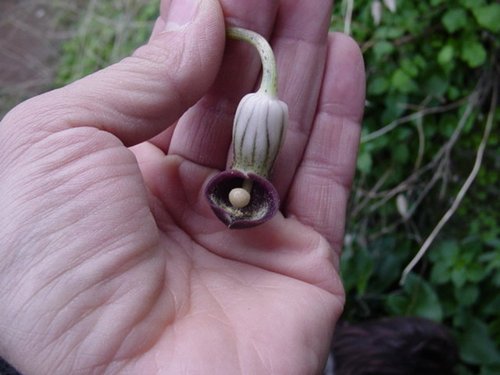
[459,318,500,367]
[55,0,160,86]
[442,8,468,33]
[386,273,443,321]
[472,4,500,33]
[333,0,499,373]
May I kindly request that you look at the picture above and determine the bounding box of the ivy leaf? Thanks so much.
[386,294,407,316]
[340,246,374,294]
[425,75,449,97]
[459,318,500,365]
[472,4,500,33]
[461,40,487,68]
[430,261,451,284]
[401,58,419,77]
[354,248,375,294]
[483,295,500,315]
[438,44,455,66]
[387,273,443,321]
[391,69,418,93]
[430,239,459,264]
[480,365,500,375]
[442,8,468,33]
[372,239,409,292]
[454,284,479,306]
[452,267,467,288]
[373,40,394,60]
[466,262,489,282]
[368,76,389,95]
[357,149,373,174]
[459,0,486,9]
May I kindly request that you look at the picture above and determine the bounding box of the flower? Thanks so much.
[204,27,288,229]
[205,169,280,229]
[205,91,288,229]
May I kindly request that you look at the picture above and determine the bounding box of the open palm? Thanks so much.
[0,0,364,374]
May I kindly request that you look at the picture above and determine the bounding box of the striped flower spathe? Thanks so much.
[203,27,289,229]
[232,91,288,177]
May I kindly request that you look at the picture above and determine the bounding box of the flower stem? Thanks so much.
[226,27,278,97]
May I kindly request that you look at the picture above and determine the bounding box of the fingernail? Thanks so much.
[164,0,200,31]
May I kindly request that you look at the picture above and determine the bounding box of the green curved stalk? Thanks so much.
[226,27,278,97]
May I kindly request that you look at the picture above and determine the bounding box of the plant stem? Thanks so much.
[344,0,354,35]
[400,82,497,285]
[226,27,278,97]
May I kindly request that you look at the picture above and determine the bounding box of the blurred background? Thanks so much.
[1,0,498,374]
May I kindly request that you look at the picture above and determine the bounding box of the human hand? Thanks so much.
[0,0,365,374]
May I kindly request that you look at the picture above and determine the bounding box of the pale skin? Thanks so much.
[0,0,365,374]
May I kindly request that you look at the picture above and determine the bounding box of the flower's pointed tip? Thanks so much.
[205,170,279,229]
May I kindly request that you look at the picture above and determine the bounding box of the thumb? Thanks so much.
[10,0,225,146]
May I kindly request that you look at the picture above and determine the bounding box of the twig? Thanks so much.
[365,81,485,242]
[351,169,392,218]
[400,82,497,284]
[361,99,465,143]
[344,0,354,35]
[363,93,477,214]
[414,116,425,170]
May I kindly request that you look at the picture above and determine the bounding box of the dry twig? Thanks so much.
[400,80,497,284]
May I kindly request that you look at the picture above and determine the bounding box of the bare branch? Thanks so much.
[400,82,497,284]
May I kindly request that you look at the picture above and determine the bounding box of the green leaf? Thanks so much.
[340,246,374,295]
[466,262,488,282]
[391,69,418,93]
[448,85,461,100]
[373,40,395,60]
[452,267,467,288]
[438,44,455,66]
[461,40,487,68]
[373,246,408,291]
[383,94,408,122]
[460,0,486,9]
[401,58,419,77]
[392,143,409,163]
[425,75,449,97]
[459,318,500,365]
[430,261,451,284]
[430,240,459,264]
[472,4,500,33]
[392,273,443,321]
[354,248,375,294]
[480,364,500,375]
[454,284,479,306]
[386,294,408,316]
[374,26,405,40]
[368,76,389,95]
[442,8,468,33]
[483,295,500,315]
[357,149,373,174]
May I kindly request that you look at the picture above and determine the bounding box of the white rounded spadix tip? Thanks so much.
[229,188,251,208]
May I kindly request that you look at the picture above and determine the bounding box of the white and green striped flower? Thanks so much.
[205,27,288,228]
[232,91,288,177]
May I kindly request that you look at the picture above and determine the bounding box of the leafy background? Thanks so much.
[1,0,498,374]
[333,1,499,374]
